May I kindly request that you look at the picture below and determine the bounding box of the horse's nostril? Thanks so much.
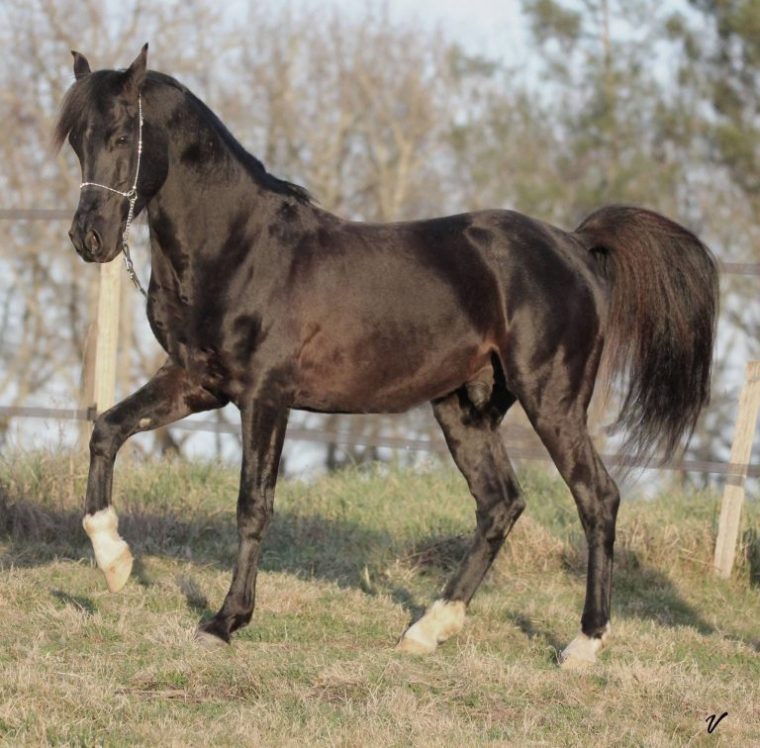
[85,228,101,254]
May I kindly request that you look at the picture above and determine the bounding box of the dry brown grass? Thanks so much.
[0,453,758,746]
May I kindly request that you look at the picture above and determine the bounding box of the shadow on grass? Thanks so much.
[2,491,758,652]
[504,612,566,656]
[0,492,416,605]
[613,549,715,634]
[50,589,97,616]
[176,574,213,619]
[744,527,760,589]
[0,493,397,585]
[614,550,759,653]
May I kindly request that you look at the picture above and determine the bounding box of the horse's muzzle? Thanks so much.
[68,214,117,263]
[69,227,101,261]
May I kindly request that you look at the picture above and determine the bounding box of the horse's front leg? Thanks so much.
[196,397,289,645]
[83,360,225,591]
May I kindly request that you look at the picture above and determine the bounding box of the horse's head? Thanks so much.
[56,44,166,263]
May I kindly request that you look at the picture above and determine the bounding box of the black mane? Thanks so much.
[54,69,312,204]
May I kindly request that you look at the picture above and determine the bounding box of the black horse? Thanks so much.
[56,46,718,666]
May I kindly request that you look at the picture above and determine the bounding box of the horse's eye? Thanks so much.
[115,135,129,146]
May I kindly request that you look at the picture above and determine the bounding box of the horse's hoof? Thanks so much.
[194,629,229,648]
[103,546,133,593]
[558,624,611,669]
[396,634,437,654]
[396,599,465,655]
[558,646,597,669]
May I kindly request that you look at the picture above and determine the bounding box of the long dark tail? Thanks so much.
[575,205,719,462]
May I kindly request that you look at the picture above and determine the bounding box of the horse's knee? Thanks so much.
[89,417,123,459]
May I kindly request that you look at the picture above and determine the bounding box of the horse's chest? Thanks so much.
[147,294,185,353]
[147,295,246,394]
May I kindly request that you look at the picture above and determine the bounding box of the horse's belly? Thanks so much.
[293,336,491,413]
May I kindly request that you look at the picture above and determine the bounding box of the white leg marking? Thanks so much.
[397,599,466,654]
[82,507,133,593]
[138,417,152,429]
[559,623,611,669]
[194,629,229,648]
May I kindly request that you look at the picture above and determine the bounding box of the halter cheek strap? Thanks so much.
[80,96,147,297]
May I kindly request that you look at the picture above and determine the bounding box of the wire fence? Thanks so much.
[1,403,758,480]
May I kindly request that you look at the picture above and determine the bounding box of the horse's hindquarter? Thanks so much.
[290,213,508,412]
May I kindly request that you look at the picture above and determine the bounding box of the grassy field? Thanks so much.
[0,453,759,746]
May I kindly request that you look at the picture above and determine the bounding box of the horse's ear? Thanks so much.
[124,43,149,97]
[71,50,91,80]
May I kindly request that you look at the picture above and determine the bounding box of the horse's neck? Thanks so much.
[146,159,271,285]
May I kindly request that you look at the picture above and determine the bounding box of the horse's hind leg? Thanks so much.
[397,386,525,654]
[517,379,620,668]
[83,360,224,592]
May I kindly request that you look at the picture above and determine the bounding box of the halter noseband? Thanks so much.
[79,96,147,297]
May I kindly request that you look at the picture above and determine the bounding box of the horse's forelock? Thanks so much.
[53,71,126,152]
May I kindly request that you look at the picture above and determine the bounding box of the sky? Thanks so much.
[362,0,529,54]
[224,0,532,66]
[254,0,694,66]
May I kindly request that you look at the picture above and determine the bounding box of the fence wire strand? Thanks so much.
[0,404,757,478]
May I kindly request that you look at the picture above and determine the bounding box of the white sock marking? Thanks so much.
[82,507,130,573]
[399,599,466,652]
[559,622,611,667]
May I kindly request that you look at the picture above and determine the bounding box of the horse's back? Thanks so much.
[297,207,598,296]
[299,208,605,346]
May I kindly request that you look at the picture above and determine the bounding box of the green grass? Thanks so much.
[1,453,759,746]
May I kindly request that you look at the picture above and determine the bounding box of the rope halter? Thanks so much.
[79,96,147,297]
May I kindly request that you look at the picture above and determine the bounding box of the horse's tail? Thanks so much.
[575,205,719,462]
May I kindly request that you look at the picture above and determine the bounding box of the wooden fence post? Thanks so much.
[91,258,122,416]
[714,360,760,578]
